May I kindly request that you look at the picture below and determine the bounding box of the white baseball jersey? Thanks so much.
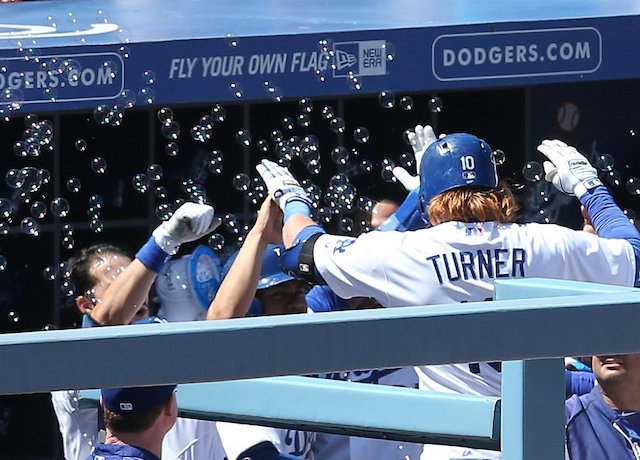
[217,422,315,460]
[313,221,635,459]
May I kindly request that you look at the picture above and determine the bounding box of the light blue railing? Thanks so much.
[3,278,640,459]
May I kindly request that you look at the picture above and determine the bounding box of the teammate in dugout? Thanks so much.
[256,126,640,460]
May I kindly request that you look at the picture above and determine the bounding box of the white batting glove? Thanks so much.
[256,159,312,211]
[153,202,220,255]
[537,139,602,198]
[393,124,438,191]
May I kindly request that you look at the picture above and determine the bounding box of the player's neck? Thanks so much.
[105,428,163,458]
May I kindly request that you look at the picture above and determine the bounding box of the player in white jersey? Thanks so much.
[256,130,640,460]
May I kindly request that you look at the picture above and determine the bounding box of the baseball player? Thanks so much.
[256,130,640,459]
[52,202,228,460]
[87,385,178,460]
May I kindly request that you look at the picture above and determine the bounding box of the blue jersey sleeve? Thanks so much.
[306,285,350,312]
[580,186,640,285]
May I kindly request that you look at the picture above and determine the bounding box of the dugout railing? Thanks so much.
[2,277,640,459]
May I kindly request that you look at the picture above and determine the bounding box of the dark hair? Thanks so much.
[67,244,129,298]
[104,403,164,433]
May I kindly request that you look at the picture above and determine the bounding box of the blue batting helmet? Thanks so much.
[418,133,498,221]
[257,244,293,290]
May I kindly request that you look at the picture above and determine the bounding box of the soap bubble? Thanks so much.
[31,201,47,219]
[321,105,335,119]
[492,149,506,166]
[235,129,252,147]
[329,117,345,134]
[597,154,614,171]
[138,87,155,104]
[297,113,311,128]
[428,96,443,113]
[626,177,640,195]
[523,161,544,182]
[24,113,38,127]
[190,124,212,143]
[43,266,57,281]
[339,217,354,233]
[378,90,396,108]
[132,174,150,193]
[66,178,81,193]
[353,127,370,143]
[211,104,226,122]
[224,33,239,47]
[256,139,269,152]
[228,82,243,99]
[12,141,28,157]
[21,217,40,236]
[157,107,173,124]
[381,158,396,183]
[605,170,621,186]
[147,164,163,181]
[232,173,250,191]
[102,60,118,78]
[331,146,349,165]
[281,116,295,131]
[298,97,313,113]
[382,42,396,61]
[165,142,179,157]
[89,218,103,233]
[155,203,173,220]
[161,121,180,140]
[117,89,135,108]
[90,157,107,174]
[50,197,70,217]
[399,96,413,111]
[141,70,155,85]
[208,233,225,251]
[75,139,87,152]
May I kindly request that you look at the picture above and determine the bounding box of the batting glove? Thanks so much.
[256,159,312,211]
[153,202,220,255]
[537,139,602,198]
[393,124,438,191]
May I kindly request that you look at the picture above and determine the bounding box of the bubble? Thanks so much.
[301,148,320,167]
[60,279,75,297]
[329,117,345,134]
[346,73,362,91]
[263,81,283,102]
[161,121,180,140]
[101,60,118,79]
[207,150,223,174]
[298,97,313,113]
[157,107,173,124]
[89,218,103,233]
[223,214,239,234]
[235,129,252,147]
[377,90,396,109]
[281,116,295,131]
[330,146,349,165]
[43,87,57,102]
[321,105,335,119]
[210,104,226,122]
[229,82,243,99]
[12,141,28,157]
[43,266,57,281]
[66,178,81,193]
[190,124,212,143]
[597,154,615,171]
[399,96,413,111]
[146,164,163,181]
[7,311,19,323]
[0,222,8,235]
[0,199,12,218]
[24,113,38,127]
[522,161,544,182]
[492,149,506,166]
[155,203,173,220]
[339,217,354,233]
[118,45,130,59]
[165,142,179,157]
[75,139,87,152]
[624,208,637,224]
[297,113,311,128]
[256,139,269,153]
[90,157,107,174]
[132,174,150,193]
[382,42,396,61]
[3,171,21,189]
[224,32,239,47]
[428,96,443,113]
[626,177,640,195]
[141,70,155,85]
[381,158,396,183]
[138,87,155,104]
[307,162,321,174]
[233,173,250,191]
[21,217,40,236]
[1,88,25,110]
[270,130,283,142]
[359,159,373,173]
[50,197,70,217]
[93,105,110,124]
[605,170,621,186]
[353,127,370,143]
[31,201,47,219]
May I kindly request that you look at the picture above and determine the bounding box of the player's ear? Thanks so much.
[75,295,93,314]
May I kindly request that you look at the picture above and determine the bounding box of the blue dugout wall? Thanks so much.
[1,1,640,458]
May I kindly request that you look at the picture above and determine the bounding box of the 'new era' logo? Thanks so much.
[335,50,357,70]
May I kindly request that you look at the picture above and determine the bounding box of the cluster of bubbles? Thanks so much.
[13,115,54,157]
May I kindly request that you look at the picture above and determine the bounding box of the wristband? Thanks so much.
[284,199,312,222]
[135,237,171,273]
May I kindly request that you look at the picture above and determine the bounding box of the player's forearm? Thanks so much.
[90,259,157,325]
[283,214,317,248]
[207,228,269,320]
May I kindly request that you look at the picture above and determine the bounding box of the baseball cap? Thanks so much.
[155,245,222,322]
[101,385,176,414]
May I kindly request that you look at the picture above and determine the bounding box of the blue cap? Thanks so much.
[257,244,293,290]
[101,385,176,414]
